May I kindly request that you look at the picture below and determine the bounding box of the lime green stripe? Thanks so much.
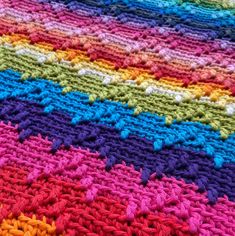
[0,47,234,137]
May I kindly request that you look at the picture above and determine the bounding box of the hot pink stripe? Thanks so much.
[0,0,235,69]
[0,122,234,235]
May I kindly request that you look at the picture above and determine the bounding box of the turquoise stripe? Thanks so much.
[113,0,235,25]
[1,69,234,167]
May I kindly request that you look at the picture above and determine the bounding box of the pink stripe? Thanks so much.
[1,0,235,69]
[0,122,234,235]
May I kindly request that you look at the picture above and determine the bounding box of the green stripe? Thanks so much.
[0,47,234,137]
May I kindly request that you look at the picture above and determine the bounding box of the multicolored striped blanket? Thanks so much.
[0,0,235,235]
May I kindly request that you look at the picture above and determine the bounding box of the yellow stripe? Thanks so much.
[0,214,57,236]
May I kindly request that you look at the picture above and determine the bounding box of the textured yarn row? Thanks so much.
[0,0,235,235]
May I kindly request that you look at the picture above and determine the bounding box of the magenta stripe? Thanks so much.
[0,122,234,235]
[1,0,235,68]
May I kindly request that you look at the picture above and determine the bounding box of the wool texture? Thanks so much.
[0,0,235,235]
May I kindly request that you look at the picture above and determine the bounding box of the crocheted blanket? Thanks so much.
[0,0,235,235]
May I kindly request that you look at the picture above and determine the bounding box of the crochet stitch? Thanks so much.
[0,0,235,235]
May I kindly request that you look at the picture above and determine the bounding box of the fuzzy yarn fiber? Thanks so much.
[0,0,235,235]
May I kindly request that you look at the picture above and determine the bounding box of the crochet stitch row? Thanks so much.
[0,0,234,235]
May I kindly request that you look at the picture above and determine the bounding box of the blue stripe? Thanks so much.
[0,69,235,167]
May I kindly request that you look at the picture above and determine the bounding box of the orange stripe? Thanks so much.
[0,214,57,236]
[1,33,233,101]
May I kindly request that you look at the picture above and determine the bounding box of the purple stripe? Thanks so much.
[0,98,235,203]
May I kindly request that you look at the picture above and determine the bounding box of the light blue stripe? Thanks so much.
[0,69,234,167]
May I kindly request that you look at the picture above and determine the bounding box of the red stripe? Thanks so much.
[0,165,195,236]
[0,19,234,94]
